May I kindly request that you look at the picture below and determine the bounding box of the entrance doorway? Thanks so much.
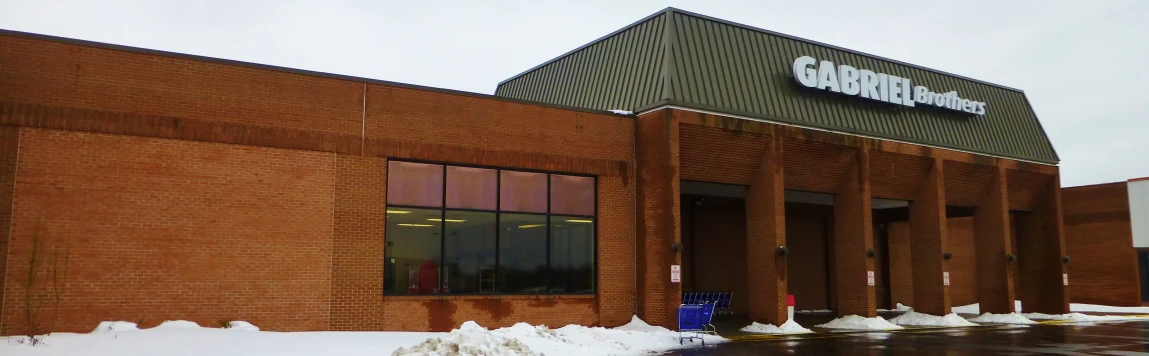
[681,181,750,315]
[784,190,835,312]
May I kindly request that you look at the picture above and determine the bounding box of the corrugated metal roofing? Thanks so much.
[496,8,1059,164]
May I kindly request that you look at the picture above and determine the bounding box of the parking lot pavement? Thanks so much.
[666,320,1149,355]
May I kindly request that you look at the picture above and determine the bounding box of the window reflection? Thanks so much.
[498,213,548,293]
[443,210,496,293]
[500,171,547,213]
[383,208,442,294]
[447,167,497,210]
[551,175,594,216]
[387,162,443,207]
[551,217,595,293]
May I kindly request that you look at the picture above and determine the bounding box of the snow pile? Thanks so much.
[612,315,669,332]
[739,320,812,334]
[607,109,634,115]
[392,321,534,356]
[151,320,202,330]
[952,300,1023,314]
[878,303,913,312]
[887,311,978,327]
[1023,313,1148,322]
[225,321,260,331]
[967,313,1037,324]
[815,315,904,330]
[91,321,139,333]
[795,309,833,314]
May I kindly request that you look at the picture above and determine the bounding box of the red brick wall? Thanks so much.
[634,110,680,328]
[3,129,337,334]
[0,126,17,323]
[1062,183,1141,306]
[0,33,638,334]
[888,222,912,306]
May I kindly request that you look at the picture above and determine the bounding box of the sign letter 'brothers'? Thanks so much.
[793,56,987,116]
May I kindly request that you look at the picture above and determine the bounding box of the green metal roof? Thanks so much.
[495,8,1059,164]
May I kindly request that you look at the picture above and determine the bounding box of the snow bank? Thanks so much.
[225,321,260,331]
[4,316,722,356]
[815,315,904,330]
[967,313,1037,324]
[739,320,812,334]
[954,300,1149,315]
[795,309,833,314]
[151,320,202,330]
[1023,312,1148,322]
[887,311,978,327]
[392,321,534,356]
[91,321,139,333]
[878,303,913,312]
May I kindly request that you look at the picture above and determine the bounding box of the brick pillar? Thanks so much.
[635,109,681,328]
[746,136,787,324]
[833,148,876,317]
[0,126,18,332]
[909,158,950,315]
[1018,174,1070,314]
[973,165,1016,314]
[331,154,387,330]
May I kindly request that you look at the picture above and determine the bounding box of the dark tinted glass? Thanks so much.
[550,175,594,216]
[550,216,595,293]
[498,213,548,293]
[442,210,497,294]
[446,166,497,210]
[387,161,444,207]
[499,171,547,213]
[383,208,442,294]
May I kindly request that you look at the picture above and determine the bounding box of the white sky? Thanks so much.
[2,0,1146,187]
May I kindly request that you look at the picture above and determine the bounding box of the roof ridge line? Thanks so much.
[494,7,672,88]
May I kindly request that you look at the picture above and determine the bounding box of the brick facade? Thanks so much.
[1062,183,1141,306]
[0,30,1103,334]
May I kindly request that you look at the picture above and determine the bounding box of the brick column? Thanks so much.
[909,158,950,315]
[635,109,681,328]
[1018,173,1070,314]
[833,148,876,317]
[746,136,787,324]
[973,165,1016,314]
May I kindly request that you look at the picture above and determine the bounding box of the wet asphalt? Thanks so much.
[664,314,1149,356]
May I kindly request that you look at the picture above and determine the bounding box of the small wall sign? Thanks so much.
[943,272,950,286]
[867,271,875,286]
[671,265,681,283]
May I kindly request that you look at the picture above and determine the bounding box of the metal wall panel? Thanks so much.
[1129,179,1149,248]
[496,8,1059,164]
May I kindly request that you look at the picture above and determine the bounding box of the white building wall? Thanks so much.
[1129,179,1149,248]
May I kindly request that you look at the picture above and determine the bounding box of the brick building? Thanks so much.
[0,8,1132,335]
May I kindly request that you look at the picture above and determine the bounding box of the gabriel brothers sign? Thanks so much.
[792,56,987,116]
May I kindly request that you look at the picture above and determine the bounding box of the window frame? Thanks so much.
[383,159,597,296]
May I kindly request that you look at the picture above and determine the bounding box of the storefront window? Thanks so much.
[383,208,442,294]
[384,161,596,295]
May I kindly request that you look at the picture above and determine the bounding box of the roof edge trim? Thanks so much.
[0,28,624,118]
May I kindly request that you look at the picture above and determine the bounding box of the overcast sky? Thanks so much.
[2,0,1146,186]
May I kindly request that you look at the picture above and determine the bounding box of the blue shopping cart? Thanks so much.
[678,302,717,345]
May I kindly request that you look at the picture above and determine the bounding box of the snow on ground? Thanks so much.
[739,320,812,334]
[967,313,1037,325]
[887,311,978,327]
[1023,312,1149,322]
[2,316,723,356]
[815,315,904,330]
[878,303,913,312]
[795,309,833,314]
[953,300,1149,315]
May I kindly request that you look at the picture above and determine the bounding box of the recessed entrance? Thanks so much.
[680,181,749,315]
